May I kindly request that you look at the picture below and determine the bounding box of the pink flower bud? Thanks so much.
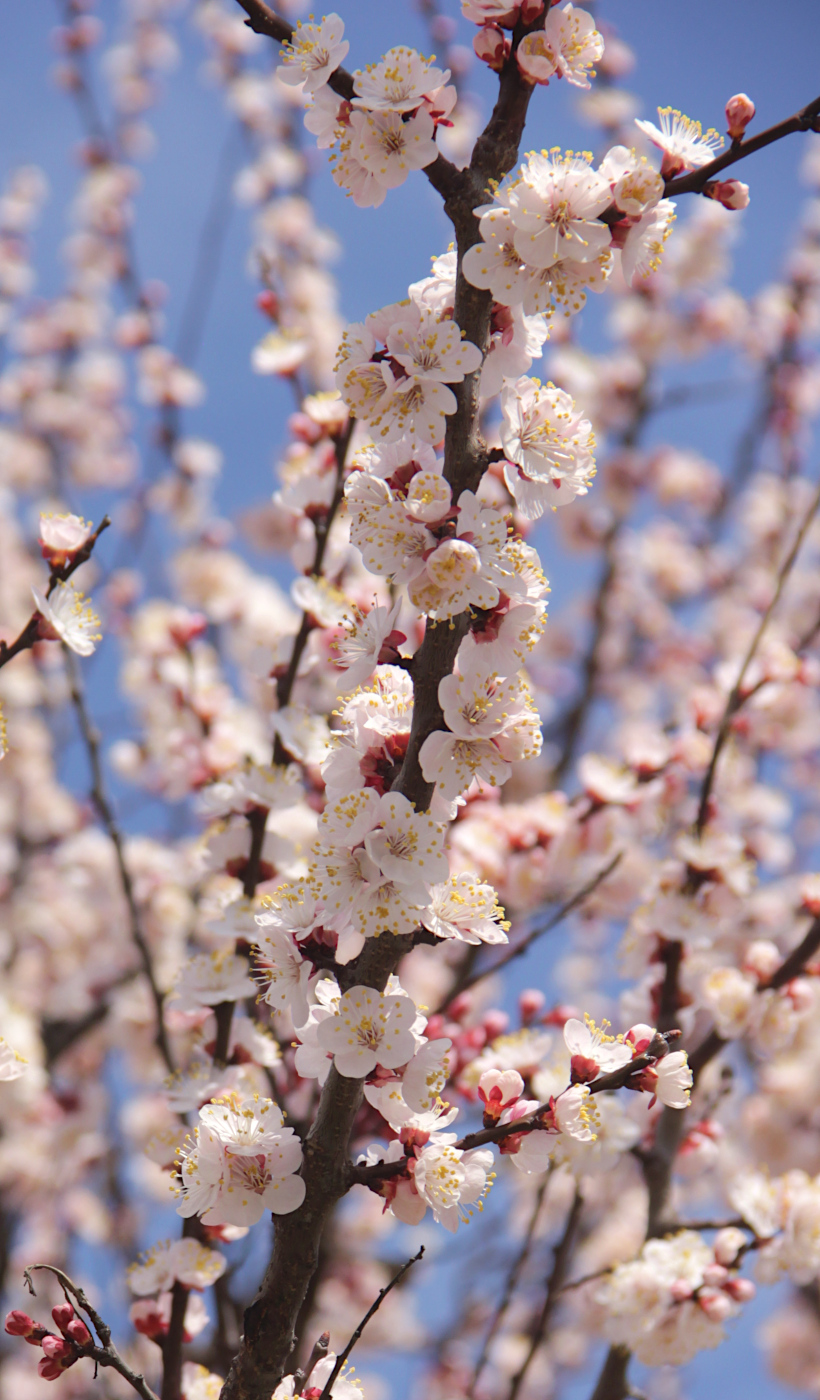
[702,1263,730,1287]
[473,24,510,72]
[38,1357,65,1381]
[42,1335,74,1362]
[625,1023,655,1055]
[5,1310,36,1337]
[521,0,546,17]
[697,1287,735,1321]
[724,1276,756,1302]
[446,991,473,1022]
[669,1278,693,1302]
[483,1010,509,1040]
[725,93,755,140]
[51,1304,75,1333]
[39,514,93,569]
[706,180,750,211]
[519,989,545,1023]
[66,1319,92,1347]
[713,1227,747,1266]
[478,1069,524,1122]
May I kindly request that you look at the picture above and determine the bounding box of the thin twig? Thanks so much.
[317,1248,425,1400]
[507,1187,584,1400]
[65,650,174,1074]
[23,1264,160,1400]
[436,852,623,1015]
[695,472,820,833]
[467,1177,550,1398]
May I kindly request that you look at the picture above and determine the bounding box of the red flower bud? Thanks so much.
[51,1304,75,1333]
[66,1318,92,1347]
[42,1335,74,1362]
[5,1310,36,1337]
[38,1357,66,1381]
[473,25,510,72]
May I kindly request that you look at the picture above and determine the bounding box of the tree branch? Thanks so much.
[664,93,820,197]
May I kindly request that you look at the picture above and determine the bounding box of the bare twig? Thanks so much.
[695,472,820,833]
[507,1187,584,1400]
[588,1343,631,1400]
[23,1264,160,1400]
[317,1248,425,1400]
[65,650,174,1074]
[467,1178,549,1398]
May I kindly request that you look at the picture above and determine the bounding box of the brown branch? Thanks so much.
[317,1247,424,1400]
[23,1264,160,1400]
[65,649,175,1075]
[588,1344,631,1400]
[664,94,820,197]
[766,912,820,990]
[507,1187,584,1400]
[0,515,111,673]
[435,852,624,1016]
[695,472,820,833]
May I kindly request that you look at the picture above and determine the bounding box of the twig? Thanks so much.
[507,1188,584,1400]
[467,1177,549,1398]
[695,472,820,833]
[175,122,245,366]
[664,93,820,197]
[317,1248,425,1400]
[65,649,174,1074]
[273,416,356,763]
[23,1264,160,1400]
[435,852,623,1015]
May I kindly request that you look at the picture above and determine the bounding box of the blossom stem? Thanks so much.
[587,1343,631,1400]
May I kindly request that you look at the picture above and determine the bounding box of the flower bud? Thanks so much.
[39,514,93,569]
[724,1276,756,1302]
[702,1262,729,1287]
[38,1357,66,1381]
[713,1227,747,1266]
[5,1310,36,1337]
[42,1335,74,1362]
[669,1278,693,1302]
[473,25,510,72]
[66,1319,92,1347]
[478,1068,524,1123]
[446,991,473,1022]
[697,1287,735,1321]
[625,1023,655,1055]
[519,989,545,1024]
[521,0,546,17]
[706,179,750,211]
[483,1010,509,1040]
[725,93,755,140]
[51,1304,75,1333]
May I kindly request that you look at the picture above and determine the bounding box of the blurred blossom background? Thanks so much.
[1,3,820,1400]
